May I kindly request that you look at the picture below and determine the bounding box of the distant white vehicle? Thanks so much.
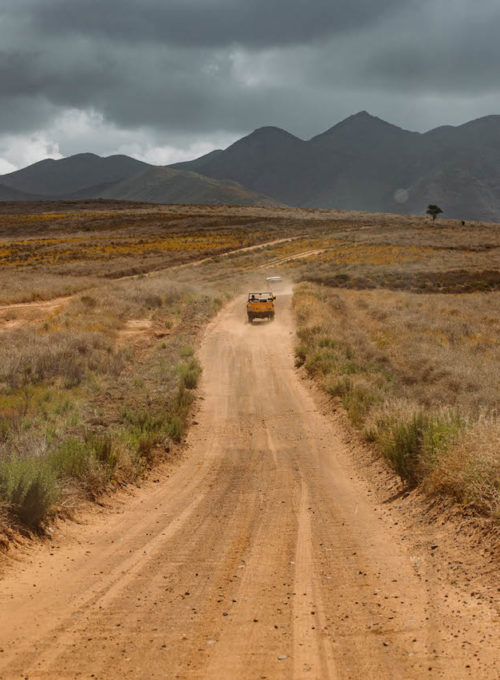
[266,276,282,281]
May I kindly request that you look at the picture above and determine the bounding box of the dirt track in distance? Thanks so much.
[0,236,303,332]
[0,291,498,679]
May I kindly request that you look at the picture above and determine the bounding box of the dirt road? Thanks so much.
[0,293,498,679]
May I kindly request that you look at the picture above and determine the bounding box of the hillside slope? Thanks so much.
[0,183,42,201]
[175,112,500,220]
[94,166,279,206]
[0,153,151,197]
[0,153,277,207]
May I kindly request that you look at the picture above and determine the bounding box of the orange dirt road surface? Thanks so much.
[0,293,498,679]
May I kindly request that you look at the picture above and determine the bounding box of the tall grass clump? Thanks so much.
[177,358,202,390]
[48,435,117,485]
[293,282,500,516]
[366,408,465,486]
[0,457,59,528]
[427,418,500,517]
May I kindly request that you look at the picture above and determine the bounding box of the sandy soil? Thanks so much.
[0,295,71,331]
[0,292,498,679]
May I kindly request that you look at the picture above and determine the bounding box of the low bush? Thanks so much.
[294,345,307,368]
[0,457,59,528]
[49,439,92,479]
[293,283,499,514]
[1,329,125,390]
[427,419,500,516]
[368,411,464,486]
[177,358,202,390]
[47,434,117,484]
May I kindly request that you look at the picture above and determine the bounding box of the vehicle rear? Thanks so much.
[247,292,276,323]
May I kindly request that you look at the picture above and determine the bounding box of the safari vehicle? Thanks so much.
[247,292,276,323]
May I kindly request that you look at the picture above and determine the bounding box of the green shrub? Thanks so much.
[0,457,59,528]
[177,358,202,389]
[137,434,157,463]
[16,469,58,527]
[89,434,117,470]
[305,349,339,376]
[47,435,117,488]
[327,378,376,427]
[296,324,323,344]
[342,386,376,427]
[374,412,465,486]
[167,415,184,443]
[49,438,92,479]
[175,384,195,413]
[122,408,164,433]
[326,377,352,398]
[317,337,337,349]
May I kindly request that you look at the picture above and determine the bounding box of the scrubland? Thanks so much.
[0,276,220,530]
[0,201,318,532]
[0,201,307,304]
[1,200,499,531]
[289,218,500,520]
[0,202,290,531]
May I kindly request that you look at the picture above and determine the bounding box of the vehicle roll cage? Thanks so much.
[248,292,276,301]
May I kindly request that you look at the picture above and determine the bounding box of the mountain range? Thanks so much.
[0,153,276,207]
[2,111,500,220]
[173,112,500,220]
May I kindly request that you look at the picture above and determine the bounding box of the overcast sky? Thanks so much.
[1,0,499,172]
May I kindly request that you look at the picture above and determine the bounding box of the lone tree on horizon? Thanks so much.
[426,204,443,221]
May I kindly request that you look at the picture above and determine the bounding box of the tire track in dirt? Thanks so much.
[0,290,498,679]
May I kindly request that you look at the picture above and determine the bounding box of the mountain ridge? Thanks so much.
[3,112,500,218]
[172,111,500,219]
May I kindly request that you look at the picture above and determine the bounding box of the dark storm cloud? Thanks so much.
[0,0,500,168]
[23,0,405,48]
[359,8,500,94]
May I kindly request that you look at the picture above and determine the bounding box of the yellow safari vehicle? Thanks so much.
[247,292,276,323]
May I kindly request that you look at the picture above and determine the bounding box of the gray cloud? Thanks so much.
[0,0,499,169]
[23,0,405,48]
[359,5,500,94]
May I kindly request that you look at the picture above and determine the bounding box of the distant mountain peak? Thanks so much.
[351,110,373,119]
[0,152,151,197]
[69,152,100,159]
[252,125,291,133]
[224,125,303,156]
[316,111,414,140]
[245,125,301,141]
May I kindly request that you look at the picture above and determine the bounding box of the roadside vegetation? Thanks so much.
[1,200,499,530]
[0,201,314,532]
[292,227,500,520]
[194,211,500,521]
[0,275,220,530]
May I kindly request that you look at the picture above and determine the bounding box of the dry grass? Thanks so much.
[2,200,499,528]
[278,203,500,520]
[0,275,221,528]
[0,202,313,304]
[0,202,252,529]
[428,419,500,518]
[284,211,499,521]
[0,199,319,529]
